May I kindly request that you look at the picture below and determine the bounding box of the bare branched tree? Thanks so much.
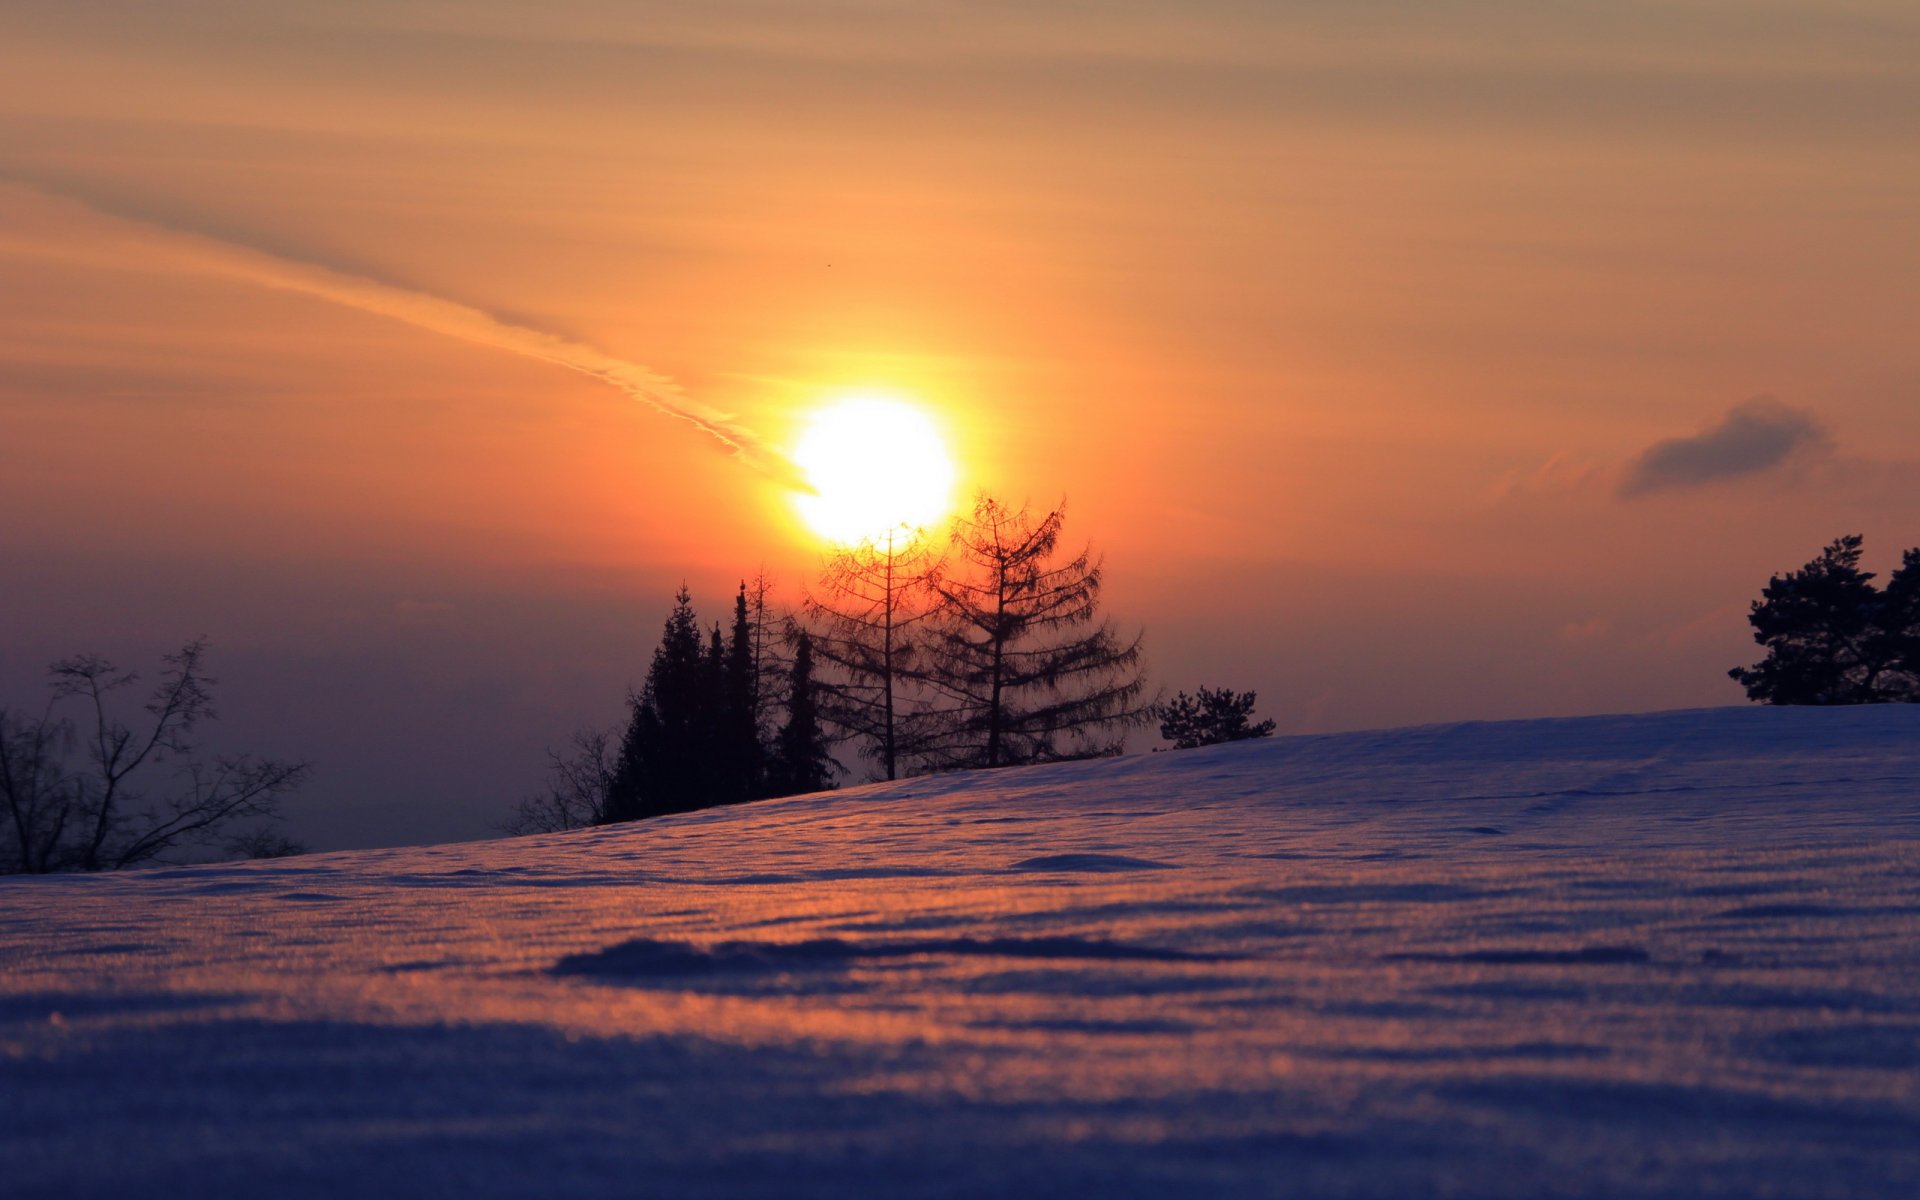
[0,699,72,875]
[0,640,311,874]
[745,569,790,731]
[801,527,943,781]
[501,724,619,834]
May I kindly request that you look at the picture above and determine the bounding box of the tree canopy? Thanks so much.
[1730,535,1919,704]
[547,495,1156,828]
[598,582,835,826]
[802,530,942,781]
[918,496,1152,768]
[1157,687,1277,749]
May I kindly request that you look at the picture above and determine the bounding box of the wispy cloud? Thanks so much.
[0,178,810,491]
[1617,397,1831,499]
[1490,451,1607,503]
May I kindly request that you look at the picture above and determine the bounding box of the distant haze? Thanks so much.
[2,1,1916,850]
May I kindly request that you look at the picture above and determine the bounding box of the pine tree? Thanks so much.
[722,583,764,802]
[802,529,942,780]
[768,631,837,796]
[1729,535,1914,704]
[705,620,729,767]
[1156,687,1277,749]
[920,496,1152,768]
[1872,548,1920,702]
[606,587,715,821]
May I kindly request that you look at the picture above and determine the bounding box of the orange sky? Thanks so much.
[3,1,1917,848]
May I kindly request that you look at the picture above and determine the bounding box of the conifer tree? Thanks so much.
[744,571,788,736]
[1728,535,1912,704]
[768,631,837,797]
[1156,687,1277,749]
[802,528,942,780]
[705,620,729,762]
[722,583,764,802]
[606,587,714,821]
[920,496,1151,768]
[1882,550,1920,701]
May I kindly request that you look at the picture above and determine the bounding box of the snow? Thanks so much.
[4,704,1919,1198]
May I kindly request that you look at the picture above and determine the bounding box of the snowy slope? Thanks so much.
[4,705,1919,1199]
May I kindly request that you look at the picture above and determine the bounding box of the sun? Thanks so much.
[792,394,957,545]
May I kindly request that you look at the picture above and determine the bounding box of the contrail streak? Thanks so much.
[3,179,809,490]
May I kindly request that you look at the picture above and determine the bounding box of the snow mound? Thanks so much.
[4,705,1919,1198]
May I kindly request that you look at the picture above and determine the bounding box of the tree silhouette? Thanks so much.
[720,583,767,803]
[607,587,715,821]
[768,631,838,797]
[0,640,310,874]
[802,529,942,780]
[743,570,789,739]
[600,582,800,824]
[573,500,1154,814]
[1876,549,1920,701]
[1156,687,1277,749]
[1730,535,1918,704]
[919,496,1152,768]
[502,725,618,834]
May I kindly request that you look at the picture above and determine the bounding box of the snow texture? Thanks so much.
[4,705,1919,1198]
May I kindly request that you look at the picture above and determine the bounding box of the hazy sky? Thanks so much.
[3,1,1916,850]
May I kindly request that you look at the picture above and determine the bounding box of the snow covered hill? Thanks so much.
[5,705,1919,1198]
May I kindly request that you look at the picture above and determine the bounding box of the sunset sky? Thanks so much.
[3,1,1916,849]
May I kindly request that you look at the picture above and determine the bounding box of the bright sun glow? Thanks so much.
[792,394,956,544]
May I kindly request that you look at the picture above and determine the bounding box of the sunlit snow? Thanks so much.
[5,706,1918,1197]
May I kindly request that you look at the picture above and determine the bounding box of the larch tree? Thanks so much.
[919,496,1152,769]
[801,527,942,781]
[743,570,790,739]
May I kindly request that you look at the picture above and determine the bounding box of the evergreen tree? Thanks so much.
[768,631,838,796]
[1156,687,1277,749]
[721,584,764,802]
[606,587,715,821]
[920,496,1152,769]
[802,528,942,780]
[1729,535,1917,704]
[1873,548,1920,702]
[705,620,729,753]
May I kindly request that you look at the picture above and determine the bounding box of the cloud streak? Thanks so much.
[0,179,809,491]
[1617,397,1831,498]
